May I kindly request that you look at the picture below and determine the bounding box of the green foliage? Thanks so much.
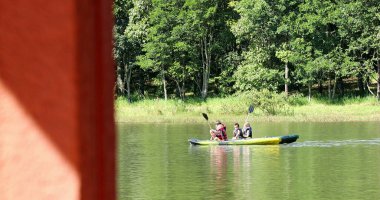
[215,51,242,95]
[114,0,380,101]
[287,93,308,106]
[254,90,293,115]
[233,62,282,91]
[239,89,293,115]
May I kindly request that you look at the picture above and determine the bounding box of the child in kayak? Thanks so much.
[232,123,243,140]
[242,122,252,138]
[210,120,228,141]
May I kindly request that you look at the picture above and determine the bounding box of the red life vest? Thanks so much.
[216,125,228,141]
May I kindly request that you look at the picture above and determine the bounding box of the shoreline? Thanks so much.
[115,97,380,123]
[116,111,380,124]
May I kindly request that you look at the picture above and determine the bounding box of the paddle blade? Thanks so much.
[248,105,254,113]
[202,113,209,120]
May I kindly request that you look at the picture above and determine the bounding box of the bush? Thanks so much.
[240,89,293,115]
[287,93,309,106]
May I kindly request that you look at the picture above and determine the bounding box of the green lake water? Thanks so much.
[118,122,380,200]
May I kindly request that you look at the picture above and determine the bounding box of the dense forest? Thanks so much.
[113,0,380,102]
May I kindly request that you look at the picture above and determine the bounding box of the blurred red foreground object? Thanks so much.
[0,0,116,199]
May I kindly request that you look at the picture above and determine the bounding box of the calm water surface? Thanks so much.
[118,122,380,200]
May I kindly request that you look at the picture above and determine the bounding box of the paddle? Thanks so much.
[245,104,254,122]
[202,113,212,130]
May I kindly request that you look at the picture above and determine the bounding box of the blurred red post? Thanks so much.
[0,0,115,199]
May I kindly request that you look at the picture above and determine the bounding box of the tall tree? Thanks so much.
[276,44,292,96]
[181,0,219,99]
[138,0,182,100]
[124,0,151,100]
[231,0,293,93]
[333,0,380,99]
[152,0,237,99]
[113,0,133,97]
[113,0,151,101]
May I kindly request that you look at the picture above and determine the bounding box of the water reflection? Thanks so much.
[188,145,282,199]
[209,146,228,199]
[232,146,251,195]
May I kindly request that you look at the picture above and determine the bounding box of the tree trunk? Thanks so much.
[138,68,145,98]
[181,78,185,100]
[328,77,332,100]
[377,59,380,101]
[308,82,311,102]
[285,61,289,96]
[357,72,365,97]
[180,63,186,100]
[201,34,212,100]
[318,80,323,95]
[162,69,167,101]
[122,56,132,102]
[367,81,375,96]
[116,63,125,96]
[125,64,132,103]
[123,56,132,102]
[332,76,337,99]
[175,80,185,100]
[337,77,344,97]
[194,77,202,97]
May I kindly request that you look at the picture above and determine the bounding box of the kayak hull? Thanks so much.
[188,134,299,145]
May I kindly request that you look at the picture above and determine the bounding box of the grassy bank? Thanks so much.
[115,96,380,123]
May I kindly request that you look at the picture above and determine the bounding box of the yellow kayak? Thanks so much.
[188,134,299,145]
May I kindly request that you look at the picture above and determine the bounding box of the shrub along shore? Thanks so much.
[115,95,380,123]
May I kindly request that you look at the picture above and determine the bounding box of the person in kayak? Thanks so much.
[210,120,228,141]
[232,123,243,140]
[242,122,252,138]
